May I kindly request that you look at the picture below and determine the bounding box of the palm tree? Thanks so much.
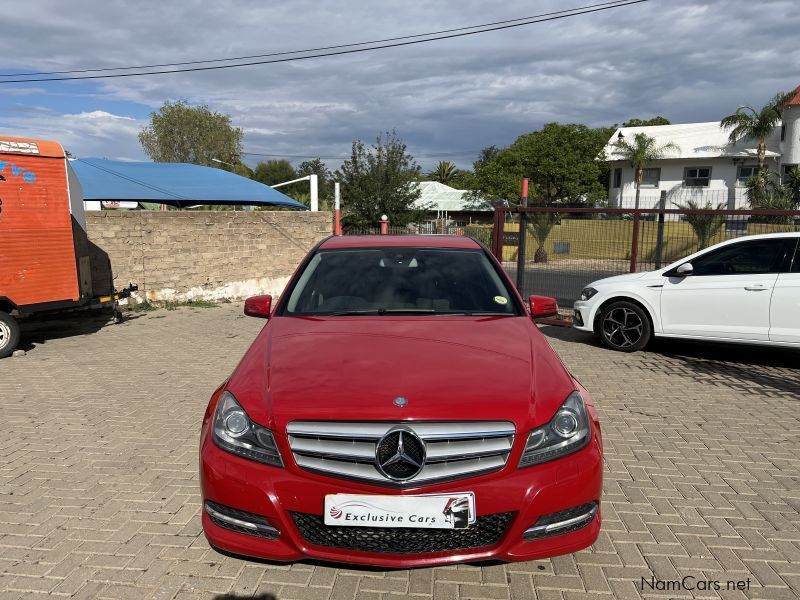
[720,91,793,172]
[530,213,556,263]
[783,165,800,208]
[744,170,794,223]
[427,161,459,185]
[614,133,678,210]
[675,199,726,250]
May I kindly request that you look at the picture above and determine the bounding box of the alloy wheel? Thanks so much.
[602,307,643,349]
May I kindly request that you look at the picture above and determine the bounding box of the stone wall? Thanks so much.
[85,211,331,302]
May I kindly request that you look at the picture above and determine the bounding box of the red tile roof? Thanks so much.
[785,85,800,106]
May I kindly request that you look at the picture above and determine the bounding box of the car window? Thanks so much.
[282,247,521,316]
[792,240,800,273]
[690,239,789,276]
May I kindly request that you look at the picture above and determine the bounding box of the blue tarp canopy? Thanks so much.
[71,158,307,209]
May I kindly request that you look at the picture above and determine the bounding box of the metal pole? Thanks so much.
[334,182,342,235]
[654,190,667,269]
[629,209,641,273]
[309,174,319,212]
[515,178,529,292]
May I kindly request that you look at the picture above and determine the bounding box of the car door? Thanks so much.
[769,238,800,344]
[660,238,792,341]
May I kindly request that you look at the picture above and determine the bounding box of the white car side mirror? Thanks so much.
[676,263,694,276]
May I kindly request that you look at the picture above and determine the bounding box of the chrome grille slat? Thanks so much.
[287,421,515,487]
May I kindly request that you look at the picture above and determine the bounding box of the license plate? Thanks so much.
[324,492,475,529]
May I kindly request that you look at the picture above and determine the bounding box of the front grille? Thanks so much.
[286,421,515,487]
[291,511,514,554]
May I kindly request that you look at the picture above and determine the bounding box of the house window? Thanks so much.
[736,165,758,185]
[684,166,711,187]
[782,164,797,181]
[781,124,786,142]
[640,168,660,188]
[613,168,622,188]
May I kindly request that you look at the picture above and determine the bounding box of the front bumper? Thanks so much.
[572,300,596,333]
[200,428,603,568]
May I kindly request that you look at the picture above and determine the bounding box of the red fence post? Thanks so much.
[333,182,343,236]
[629,210,640,273]
[491,207,506,261]
[380,214,389,235]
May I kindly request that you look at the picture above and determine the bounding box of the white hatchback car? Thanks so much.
[573,232,800,351]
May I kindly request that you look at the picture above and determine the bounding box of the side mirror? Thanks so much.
[244,295,272,318]
[676,263,694,276]
[529,295,559,319]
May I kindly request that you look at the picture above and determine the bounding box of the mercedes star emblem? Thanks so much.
[375,427,426,481]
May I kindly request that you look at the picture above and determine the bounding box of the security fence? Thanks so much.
[490,201,800,313]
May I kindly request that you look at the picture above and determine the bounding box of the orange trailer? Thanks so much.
[0,136,134,357]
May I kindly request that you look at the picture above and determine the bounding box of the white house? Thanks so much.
[412,181,493,223]
[605,84,800,209]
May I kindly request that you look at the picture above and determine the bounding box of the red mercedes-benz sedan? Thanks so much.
[200,235,602,568]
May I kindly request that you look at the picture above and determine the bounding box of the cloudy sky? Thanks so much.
[0,0,798,171]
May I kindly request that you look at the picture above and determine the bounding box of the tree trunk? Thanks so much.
[758,139,766,172]
[534,244,548,263]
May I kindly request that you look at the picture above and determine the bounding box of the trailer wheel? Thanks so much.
[0,311,21,359]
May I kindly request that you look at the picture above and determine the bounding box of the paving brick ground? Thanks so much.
[1,304,798,600]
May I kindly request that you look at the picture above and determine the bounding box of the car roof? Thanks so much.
[318,235,482,249]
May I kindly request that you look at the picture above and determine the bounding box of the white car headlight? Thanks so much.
[212,391,283,467]
[580,287,598,301]
[519,391,591,468]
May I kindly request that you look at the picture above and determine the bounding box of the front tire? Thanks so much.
[0,311,21,359]
[598,301,651,352]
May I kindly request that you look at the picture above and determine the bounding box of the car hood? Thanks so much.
[228,316,575,433]
[589,271,652,287]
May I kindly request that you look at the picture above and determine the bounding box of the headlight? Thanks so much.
[212,391,283,467]
[580,287,598,301]
[519,391,591,468]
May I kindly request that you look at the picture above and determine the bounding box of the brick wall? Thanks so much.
[85,211,331,302]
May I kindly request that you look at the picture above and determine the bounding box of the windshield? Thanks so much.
[281,247,521,316]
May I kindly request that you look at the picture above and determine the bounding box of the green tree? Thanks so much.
[613,132,678,210]
[253,159,296,185]
[336,131,425,228]
[675,199,726,249]
[622,116,671,127]
[783,165,800,207]
[745,170,795,222]
[471,123,610,205]
[252,159,309,201]
[450,169,475,190]
[427,161,459,185]
[297,158,334,209]
[530,213,556,263]
[720,91,794,171]
[138,100,243,166]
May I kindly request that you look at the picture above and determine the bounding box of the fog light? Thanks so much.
[205,501,280,539]
[573,310,584,327]
[523,502,598,541]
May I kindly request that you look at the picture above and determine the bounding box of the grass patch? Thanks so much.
[130,301,158,312]
[165,299,219,311]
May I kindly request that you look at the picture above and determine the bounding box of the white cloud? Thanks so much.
[0,0,798,169]
[0,109,145,160]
